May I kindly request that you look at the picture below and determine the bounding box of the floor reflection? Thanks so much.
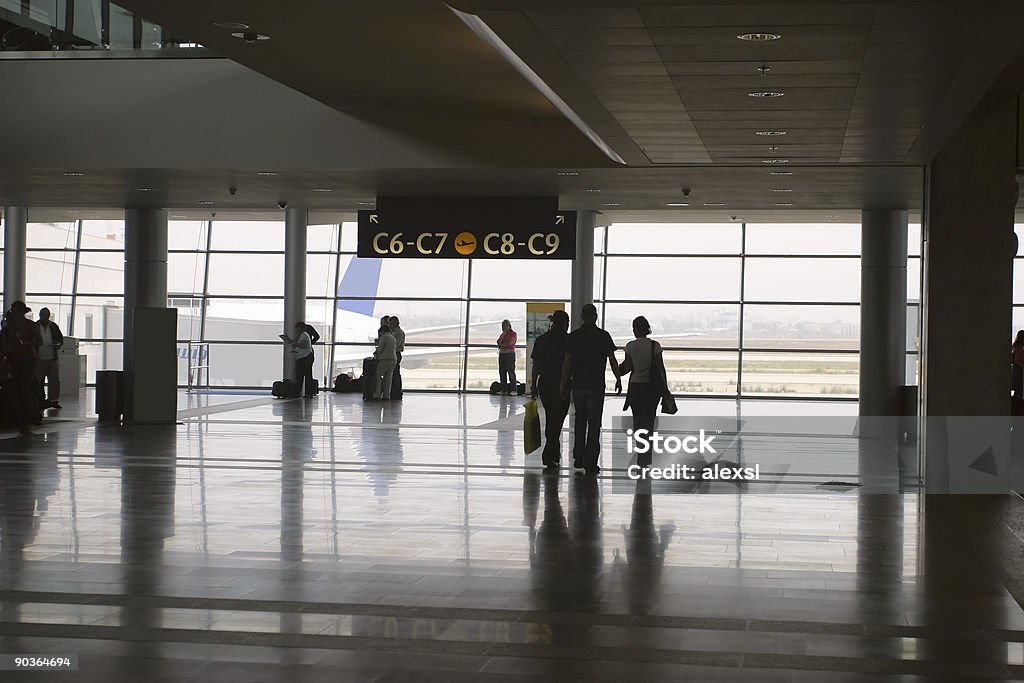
[0,393,1021,681]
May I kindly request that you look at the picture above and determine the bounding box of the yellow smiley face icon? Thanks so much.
[454,232,478,256]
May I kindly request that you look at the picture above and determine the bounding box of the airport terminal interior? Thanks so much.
[5,0,1024,681]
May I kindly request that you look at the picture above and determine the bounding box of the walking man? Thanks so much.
[531,310,571,471]
[560,304,621,476]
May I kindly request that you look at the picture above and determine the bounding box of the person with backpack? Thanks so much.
[284,321,316,398]
[0,301,42,433]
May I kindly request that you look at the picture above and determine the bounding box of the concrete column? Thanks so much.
[124,208,174,424]
[859,209,908,423]
[570,210,595,329]
[923,92,1018,492]
[283,207,308,380]
[124,208,168,312]
[3,206,27,312]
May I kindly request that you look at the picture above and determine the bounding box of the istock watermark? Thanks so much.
[625,428,718,455]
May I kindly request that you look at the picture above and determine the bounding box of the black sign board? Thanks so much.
[356,198,576,259]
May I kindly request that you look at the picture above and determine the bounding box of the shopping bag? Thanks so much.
[524,399,542,454]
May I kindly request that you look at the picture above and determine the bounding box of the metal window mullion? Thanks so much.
[196,219,212,388]
[600,222,609,324]
[68,219,83,333]
[328,224,343,382]
[737,222,747,400]
[461,260,473,393]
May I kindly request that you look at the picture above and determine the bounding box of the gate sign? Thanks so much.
[357,207,576,259]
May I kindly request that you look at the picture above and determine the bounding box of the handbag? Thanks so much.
[651,341,678,414]
[523,399,542,454]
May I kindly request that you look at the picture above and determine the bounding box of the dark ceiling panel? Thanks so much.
[48,1,1024,215]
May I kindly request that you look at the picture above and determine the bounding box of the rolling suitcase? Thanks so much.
[362,357,378,400]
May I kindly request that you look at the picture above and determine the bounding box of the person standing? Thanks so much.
[286,322,316,398]
[373,324,397,401]
[497,320,518,396]
[531,310,571,471]
[389,316,405,400]
[1,301,42,432]
[35,308,64,410]
[560,304,621,476]
[619,316,666,467]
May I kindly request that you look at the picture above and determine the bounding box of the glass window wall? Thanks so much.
[14,215,925,397]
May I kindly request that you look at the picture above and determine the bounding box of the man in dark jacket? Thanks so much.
[36,307,64,409]
[1,301,42,431]
[531,310,571,471]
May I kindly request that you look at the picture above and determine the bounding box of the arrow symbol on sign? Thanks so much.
[369,214,379,224]
[555,215,565,224]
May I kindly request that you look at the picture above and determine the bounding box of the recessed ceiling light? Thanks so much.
[703,202,725,207]
[214,21,250,30]
[755,130,787,136]
[771,188,793,192]
[171,215,187,219]
[748,91,785,98]
[197,201,215,206]
[583,188,601,193]
[312,188,332,192]
[230,31,270,42]
[135,187,153,192]
[775,202,794,207]
[257,171,278,176]
[600,202,620,207]
[767,146,781,153]
[769,171,794,176]
[762,159,790,164]
[825,214,839,218]
[665,203,690,207]
[738,32,781,42]
[557,171,579,176]
[358,201,375,206]
[62,171,84,177]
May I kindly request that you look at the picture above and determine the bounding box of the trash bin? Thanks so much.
[95,370,124,423]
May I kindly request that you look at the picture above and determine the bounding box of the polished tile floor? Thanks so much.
[0,391,1022,681]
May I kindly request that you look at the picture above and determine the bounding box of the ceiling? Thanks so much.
[15,1,1024,217]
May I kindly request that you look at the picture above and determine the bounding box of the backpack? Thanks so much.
[305,324,320,345]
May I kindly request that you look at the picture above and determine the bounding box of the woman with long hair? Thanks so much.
[619,316,668,467]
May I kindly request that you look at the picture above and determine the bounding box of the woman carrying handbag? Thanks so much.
[619,316,677,467]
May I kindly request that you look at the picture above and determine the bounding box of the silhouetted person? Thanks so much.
[560,304,620,475]
[619,316,668,467]
[373,324,397,400]
[35,307,64,410]
[285,321,315,398]
[1,301,42,433]
[389,316,405,400]
[496,319,518,395]
[1013,330,1024,400]
[531,310,571,471]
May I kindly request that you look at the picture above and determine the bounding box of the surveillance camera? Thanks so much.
[681,188,691,197]
[277,200,288,209]
[228,186,238,196]
[243,32,259,43]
